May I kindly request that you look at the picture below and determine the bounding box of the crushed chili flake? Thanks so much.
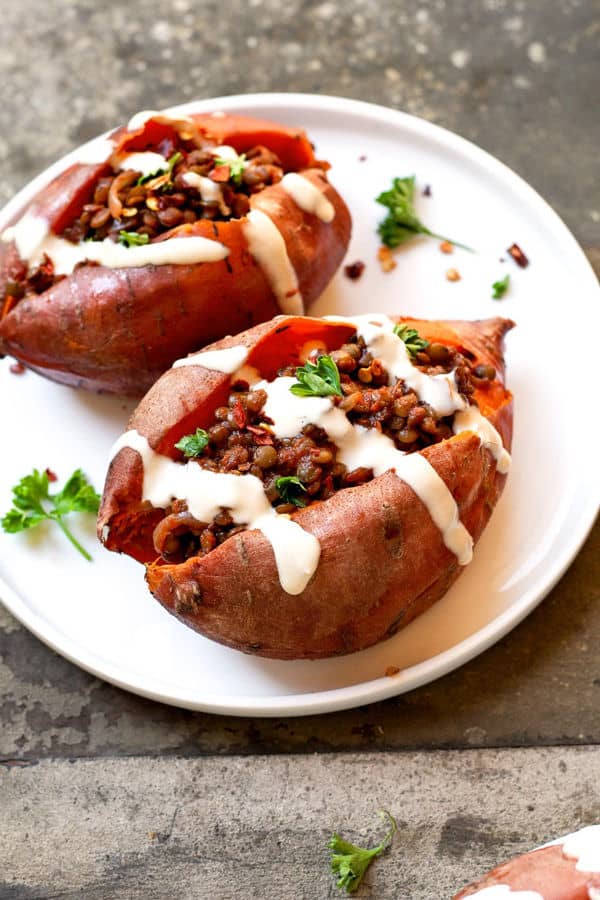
[9,361,26,375]
[385,665,401,677]
[507,242,529,268]
[232,399,247,429]
[439,240,453,254]
[377,246,397,273]
[247,425,274,445]
[446,267,461,282]
[422,184,432,197]
[209,164,231,183]
[45,468,58,483]
[344,260,366,280]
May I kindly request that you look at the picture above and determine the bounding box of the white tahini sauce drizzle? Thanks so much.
[181,172,228,214]
[210,144,240,162]
[115,151,168,176]
[109,430,320,595]
[561,825,600,873]
[242,209,303,315]
[1,212,229,273]
[257,376,473,565]
[453,406,511,474]
[464,887,543,899]
[173,345,249,373]
[127,109,193,131]
[73,137,115,165]
[280,173,335,223]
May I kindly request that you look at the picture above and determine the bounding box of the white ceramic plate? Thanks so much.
[0,93,598,716]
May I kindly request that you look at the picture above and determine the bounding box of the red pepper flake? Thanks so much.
[232,399,247,429]
[247,425,273,445]
[9,361,26,375]
[507,242,529,268]
[45,468,58,483]
[385,665,401,677]
[209,164,231,183]
[422,184,432,197]
[439,240,453,254]
[344,260,366,280]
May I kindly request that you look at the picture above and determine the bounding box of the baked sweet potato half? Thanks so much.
[453,824,600,899]
[98,312,513,659]
[0,111,351,395]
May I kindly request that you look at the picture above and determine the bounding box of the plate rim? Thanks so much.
[1,91,598,717]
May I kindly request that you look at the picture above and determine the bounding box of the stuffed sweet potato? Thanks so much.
[453,824,600,899]
[98,312,513,659]
[0,111,351,395]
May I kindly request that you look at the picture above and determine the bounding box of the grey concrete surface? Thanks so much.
[2,748,600,899]
[1,1,599,897]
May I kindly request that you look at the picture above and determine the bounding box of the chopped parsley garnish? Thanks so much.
[1,468,100,561]
[175,429,210,458]
[118,230,150,247]
[290,355,342,398]
[275,476,307,508]
[376,176,473,251]
[491,273,510,299]
[393,323,430,358]
[329,810,397,893]
[213,151,247,185]
[136,151,183,186]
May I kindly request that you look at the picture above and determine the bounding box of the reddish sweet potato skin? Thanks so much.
[0,116,351,395]
[99,314,513,659]
[453,843,600,899]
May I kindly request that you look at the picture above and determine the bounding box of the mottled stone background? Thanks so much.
[0,1,598,897]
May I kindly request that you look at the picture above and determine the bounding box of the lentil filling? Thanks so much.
[153,335,498,564]
[2,139,286,314]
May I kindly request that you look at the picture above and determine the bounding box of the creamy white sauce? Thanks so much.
[181,172,228,213]
[453,406,511,474]
[280,173,335,223]
[109,430,320,596]
[242,209,303,315]
[210,144,241,162]
[173,345,249,373]
[115,151,168,176]
[1,211,49,261]
[2,210,229,273]
[561,825,600,873]
[257,376,473,565]
[126,109,193,131]
[465,888,543,900]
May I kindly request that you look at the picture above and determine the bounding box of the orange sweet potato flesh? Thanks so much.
[453,843,600,899]
[0,115,350,396]
[98,314,514,660]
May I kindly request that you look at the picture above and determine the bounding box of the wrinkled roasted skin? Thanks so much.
[0,114,351,395]
[98,314,514,659]
[453,842,600,899]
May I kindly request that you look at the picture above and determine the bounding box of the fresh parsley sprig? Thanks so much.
[1,468,100,561]
[290,355,342,398]
[213,151,247,185]
[393,323,430,358]
[329,810,397,893]
[118,230,149,247]
[275,476,307,508]
[492,273,510,299]
[376,176,473,251]
[175,429,210,458]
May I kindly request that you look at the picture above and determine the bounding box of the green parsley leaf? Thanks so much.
[376,176,473,251]
[290,355,342,398]
[213,152,247,185]
[393,323,430,358]
[118,231,150,248]
[329,810,397,893]
[136,151,183,186]
[491,273,510,299]
[174,429,210,458]
[275,476,307,508]
[1,468,100,561]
